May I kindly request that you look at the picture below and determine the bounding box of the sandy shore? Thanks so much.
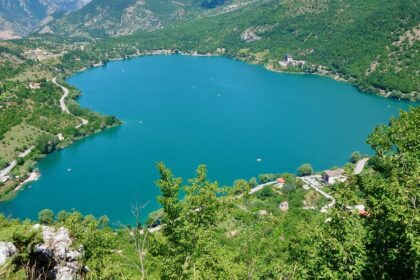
[14,171,40,191]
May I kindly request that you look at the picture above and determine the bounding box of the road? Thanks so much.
[52,76,89,126]
[18,146,35,158]
[300,175,336,213]
[52,76,70,114]
[0,146,36,182]
[0,160,17,183]
[354,158,369,175]
[248,181,277,194]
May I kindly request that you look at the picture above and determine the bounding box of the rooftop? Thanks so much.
[324,168,345,177]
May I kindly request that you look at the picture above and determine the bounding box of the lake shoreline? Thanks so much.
[67,49,417,102]
[1,54,411,222]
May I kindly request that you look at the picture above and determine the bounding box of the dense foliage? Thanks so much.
[1,108,418,279]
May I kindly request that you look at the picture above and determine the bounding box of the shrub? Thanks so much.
[297,164,313,176]
[38,209,54,225]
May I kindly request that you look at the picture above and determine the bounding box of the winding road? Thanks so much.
[52,76,70,114]
[52,76,89,126]
[354,158,369,175]
[248,181,277,194]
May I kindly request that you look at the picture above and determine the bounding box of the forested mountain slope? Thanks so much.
[103,0,419,99]
[38,0,258,37]
[0,0,91,39]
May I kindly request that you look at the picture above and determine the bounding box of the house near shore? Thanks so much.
[322,168,347,185]
[275,177,286,189]
[279,54,306,68]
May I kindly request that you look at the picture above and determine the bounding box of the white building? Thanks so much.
[322,168,347,185]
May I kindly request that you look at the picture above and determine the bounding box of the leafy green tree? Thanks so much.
[155,163,233,278]
[230,179,250,196]
[350,151,362,163]
[38,209,54,225]
[98,215,110,228]
[0,158,8,169]
[297,163,313,176]
[360,108,420,279]
[156,162,182,245]
[11,224,43,278]
[310,209,367,279]
[59,211,116,278]
[35,135,58,154]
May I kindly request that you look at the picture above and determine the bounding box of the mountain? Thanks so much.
[0,0,91,39]
[37,0,256,37]
[108,0,419,99]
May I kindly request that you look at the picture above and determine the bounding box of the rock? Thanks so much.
[32,225,83,280]
[258,209,268,216]
[0,242,17,265]
[226,230,239,238]
[240,28,261,43]
[279,201,289,212]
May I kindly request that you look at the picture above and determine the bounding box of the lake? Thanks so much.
[0,55,413,224]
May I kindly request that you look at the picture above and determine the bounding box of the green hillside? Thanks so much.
[99,0,419,99]
[40,0,255,37]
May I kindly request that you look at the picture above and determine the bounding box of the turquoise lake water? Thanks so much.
[0,55,413,224]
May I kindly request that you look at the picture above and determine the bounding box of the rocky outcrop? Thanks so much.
[32,224,83,280]
[279,201,289,212]
[0,242,17,265]
[0,225,83,279]
[241,28,261,42]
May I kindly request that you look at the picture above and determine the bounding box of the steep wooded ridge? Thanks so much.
[0,0,91,39]
[36,0,249,37]
[104,0,418,99]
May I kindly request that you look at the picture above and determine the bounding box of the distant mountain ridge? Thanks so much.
[36,0,254,37]
[0,0,91,39]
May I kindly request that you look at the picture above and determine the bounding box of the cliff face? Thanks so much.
[0,0,91,38]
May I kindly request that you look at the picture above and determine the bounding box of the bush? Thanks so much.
[350,151,362,163]
[0,158,8,169]
[256,186,275,199]
[297,164,313,176]
[57,210,71,222]
[38,209,54,225]
[35,135,58,154]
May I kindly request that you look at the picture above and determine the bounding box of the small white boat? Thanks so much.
[257,158,262,162]
[67,168,72,172]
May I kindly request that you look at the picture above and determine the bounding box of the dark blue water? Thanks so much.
[0,55,413,224]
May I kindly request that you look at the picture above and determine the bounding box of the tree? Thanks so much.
[98,215,110,228]
[38,209,54,225]
[35,135,58,154]
[297,164,313,176]
[0,158,8,169]
[310,209,367,279]
[360,108,420,279]
[57,210,70,222]
[350,151,362,163]
[155,163,233,279]
[155,162,182,245]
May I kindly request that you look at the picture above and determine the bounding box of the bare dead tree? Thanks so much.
[118,201,162,280]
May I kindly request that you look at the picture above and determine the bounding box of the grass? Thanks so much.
[304,189,321,206]
[0,124,47,162]
[9,65,52,82]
